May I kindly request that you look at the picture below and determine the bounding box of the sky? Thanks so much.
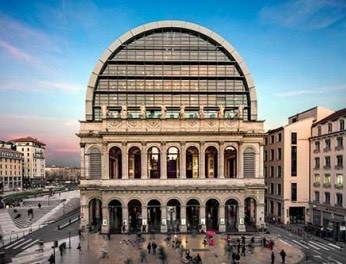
[0,0,345,167]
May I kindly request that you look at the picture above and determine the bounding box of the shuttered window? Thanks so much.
[89,148,101,179]
[243,147,255,178]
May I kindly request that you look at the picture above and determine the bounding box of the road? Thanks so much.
[269,224,345,264]
[3,209,80,263]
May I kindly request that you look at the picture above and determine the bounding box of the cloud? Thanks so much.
[259,0,346,30]
[0,39,32,61]
[276,83,346,97]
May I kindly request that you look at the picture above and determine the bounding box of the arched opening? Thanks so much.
[108,200,122,233]
[128,199,142,233]
[89,148,101,179]
[128,146,141,179]
[148,147,160,179]
[243,147,256,178]
[244,197,257,231]
[167,147,179,178]
[88,198,102,232]
[186,199,200,231]
[205,147,218,178]
[148,199,161,233]
[109,147,122,179]
[224,146,237,178]
[167,199,181,233]
[186,147,199,178]
[225,199,238,232]
[206,199,219,231]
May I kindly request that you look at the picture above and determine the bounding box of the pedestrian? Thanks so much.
[232,252,237,264]
[59,244,64,256]
[263,237,267,248]
[147,242,151,254]
[152,241,157,254]
[237,241,241,254]
[280,249,286,263]
[77,243,81,251]
[38,203,41,209]
[271,251,275,264]
[241,235,245,245]
[235,252,240,264]
[107,232,111,240]
[140,249,146,263]
[241,244,246,256]
[78,229,84,239]
[48,253,55,264]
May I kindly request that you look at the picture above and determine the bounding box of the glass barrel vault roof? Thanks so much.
[85,21,257,121]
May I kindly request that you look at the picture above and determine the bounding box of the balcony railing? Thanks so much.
[335,183,344,189]
[335,146,344,151]
[323,182,331,188]
[323,165,331,170]
[313,149,320,154]
[313,182,320,187]
[323,147,331,152]
[334,165,343,170]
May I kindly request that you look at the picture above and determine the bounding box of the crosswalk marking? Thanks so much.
[4,238,25,249]
[22,239,39,250]
[13,239,33,249]
[292,239,309,249]
[309,241,332,250]
[328,242,341,250]
[306,242,320,250]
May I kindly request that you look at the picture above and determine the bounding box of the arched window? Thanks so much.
[205,146,217,178]
[224,146,237,178]
[148,147,160,178]
[243,147,255,178]
[167,147,179,178]
[128,147,141,179]
[109,147,122,179]
[89,147,101,179]
[186,146,199,178]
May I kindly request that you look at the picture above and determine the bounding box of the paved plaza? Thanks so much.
[10,231,304,263]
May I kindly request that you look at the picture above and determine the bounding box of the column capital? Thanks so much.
[122,141,127,147]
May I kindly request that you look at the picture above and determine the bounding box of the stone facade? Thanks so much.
[78,21,266,234]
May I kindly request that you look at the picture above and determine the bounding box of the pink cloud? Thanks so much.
[0,39,32,61]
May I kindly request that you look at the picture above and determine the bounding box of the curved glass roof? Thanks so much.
[86,21,257,121]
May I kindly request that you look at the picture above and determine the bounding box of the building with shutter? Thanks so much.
[77,21,266,234]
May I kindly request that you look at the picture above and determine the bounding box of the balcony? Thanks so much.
[313,182,320,187]
[313,166,320,170]
[323,165,331,170]
[313,149,320,154]
[335,183,344,189]
[323,147,331,152]
[323,182,331,188]
[334,165,343,170]
[335,203,343,208]
[335,146,344,151]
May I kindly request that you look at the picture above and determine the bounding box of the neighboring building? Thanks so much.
[45,166,81,183]
[78,21,266,234]
[310,108,346,242]
[264,107,334,225]
[0,143,23,192]
[10,137,46,188]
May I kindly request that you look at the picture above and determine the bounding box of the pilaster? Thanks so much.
[160,142,167,179]
[238,204,246,232]
[101,206,109,234]
[219,141,225,178]
[141,143,148,179]
[180,205,187,232]
[122,142,128,179]
[200,205,206,231]
[102,143,109,180]
[200,142,205,178]
[219,205,226,232]
[180,142,186,179]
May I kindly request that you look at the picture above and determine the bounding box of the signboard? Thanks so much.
[181,218,186,225]
[102,219,107,226]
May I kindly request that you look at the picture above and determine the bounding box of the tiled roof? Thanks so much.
[312,108,346,127]
[0,147,23,155]
[10,136,46,146]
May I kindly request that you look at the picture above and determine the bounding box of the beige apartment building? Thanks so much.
[10,137,46,188]
[265,107,334,225]
[310,108,346,242]
[78,20,266,234]
[0,142,23,192]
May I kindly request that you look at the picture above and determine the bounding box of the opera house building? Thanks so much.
[77,21,266,234]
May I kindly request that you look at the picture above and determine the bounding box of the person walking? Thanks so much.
[48,253,55,264]
[271,251,275,264]
[77,243,81,251]
[280,249,286,263]
[147,242,152,254]
[241,244,246,256]
[152,241,157,255]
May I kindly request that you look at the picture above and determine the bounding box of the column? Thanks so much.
[219,142,224,178]
[200,142,205,178]
[101,206,109,234]
[80,143,86,179]
[122,142,128,179]
[142,205,148,233]
[238,143,243,178]
[85,153,90,179]
[141,143,148,179]
[160,142,167,179]
[200,205,206,231]
[258,143,264,178]
[256,203,265,228]
[180,205,187,232]
[102,143,109,180]
[80,205,88,230]
[161,205,168,233]
[180,142,186,179]
[219,205,226,232]
[122,206,128,233]
[238,204,246,232]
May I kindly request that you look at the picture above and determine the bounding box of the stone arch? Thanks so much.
[186,146,199,178]
[108,199,123,233]
[109,146,122,179]
[167,146,179,179]
[128,146,141,179]
[148,146,160,179]
[205,146,218,178]
[243,146,256,178]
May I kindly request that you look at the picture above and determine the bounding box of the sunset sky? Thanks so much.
[0,0,345,167]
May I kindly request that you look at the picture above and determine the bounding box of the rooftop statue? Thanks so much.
[121,104,127,119]
[179,104,185,119]
[199,105,205,119]
[160,104,167,119]
[140,104,146,119]
[237,104,244,119]
[218,105,224,119]
[101,104,108,119]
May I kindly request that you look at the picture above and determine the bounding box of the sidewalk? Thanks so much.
[10,232,304,264]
